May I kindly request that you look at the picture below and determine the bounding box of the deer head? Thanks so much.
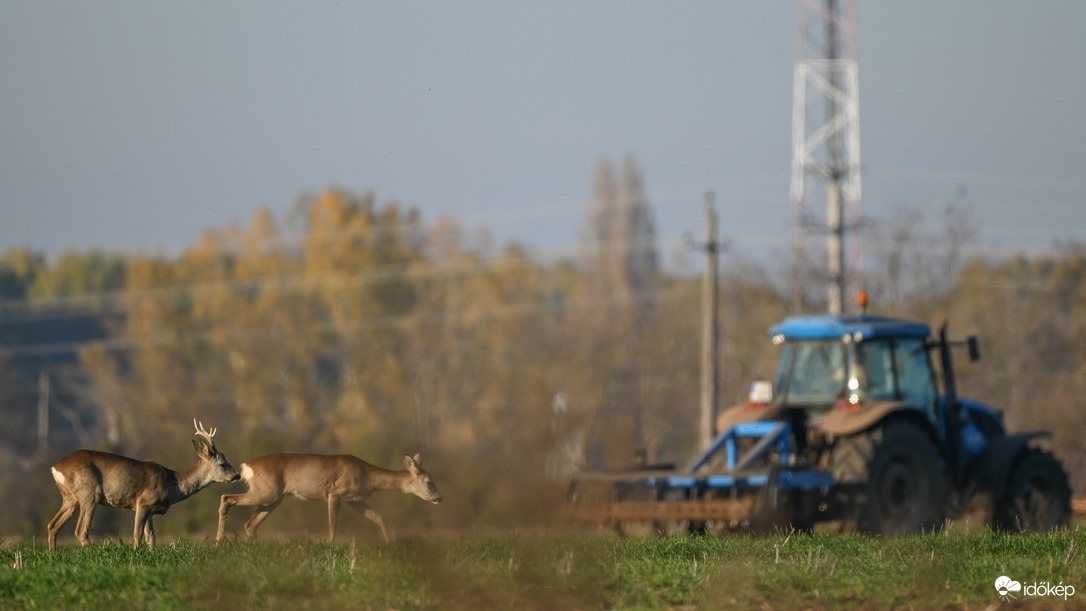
[193,418,239,483]
[404,453,442,504]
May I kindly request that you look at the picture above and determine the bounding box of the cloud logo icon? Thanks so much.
[995,576,1022,600]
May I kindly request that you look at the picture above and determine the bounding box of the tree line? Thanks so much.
[1,163,1082,538]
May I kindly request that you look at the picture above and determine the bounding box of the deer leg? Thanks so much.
[133,506,153,549]
[73,498,97,548]
[143,517,156,549]
[348,500,390,543]
[242,499,282,539]
[47,492,78,551]
[216,493,243,544]
[327,496,342,542]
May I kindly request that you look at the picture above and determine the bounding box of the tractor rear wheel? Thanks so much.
[995,448,1071,532]
[832,421,945,534]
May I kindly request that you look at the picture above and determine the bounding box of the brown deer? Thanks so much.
[47,419,239,550]
[216,453,442,544]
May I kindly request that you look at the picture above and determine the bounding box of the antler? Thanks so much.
[193,418,217,445]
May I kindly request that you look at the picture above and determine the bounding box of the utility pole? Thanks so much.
[687,192,727,450]
[791,0,862,314]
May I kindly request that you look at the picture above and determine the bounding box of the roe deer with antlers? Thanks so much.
[47,419,239,550]
[216,453,442,544]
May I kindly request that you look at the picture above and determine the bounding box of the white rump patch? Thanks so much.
[240,463,254,482]
[51,467,65,485]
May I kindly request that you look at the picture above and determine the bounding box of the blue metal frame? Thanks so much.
[686,421,790,472]
[620,421,834,493]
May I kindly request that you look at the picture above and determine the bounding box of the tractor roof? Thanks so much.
[769,315,931,341]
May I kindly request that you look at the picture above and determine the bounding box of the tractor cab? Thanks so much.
[770,315,938,416]
[718,315,943,439]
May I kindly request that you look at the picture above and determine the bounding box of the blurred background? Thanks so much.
[2,2,1084,540]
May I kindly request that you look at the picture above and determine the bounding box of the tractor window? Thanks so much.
[855,340,895,400]
[894,337,937,414]
[779,340,847,402]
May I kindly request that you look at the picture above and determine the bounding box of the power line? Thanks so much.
[0,280,704,358]
[867,166,1086,193]
[0,227,710,325]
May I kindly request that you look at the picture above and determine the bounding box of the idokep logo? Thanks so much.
[995,575,1075,602]
[994,576,1021,601]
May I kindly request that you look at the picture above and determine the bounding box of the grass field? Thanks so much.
[1,528,1084,610]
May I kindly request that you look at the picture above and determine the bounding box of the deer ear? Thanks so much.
[192,437,211,458]
[404,454,420,473]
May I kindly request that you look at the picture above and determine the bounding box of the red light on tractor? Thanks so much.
[838,398,861,411]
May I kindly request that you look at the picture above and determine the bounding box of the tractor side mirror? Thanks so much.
[967,336,980,362]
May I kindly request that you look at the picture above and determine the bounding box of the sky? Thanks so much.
[2,1,1085,271]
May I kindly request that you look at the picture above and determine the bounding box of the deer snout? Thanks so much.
[220,463,241,482]
[432,495,443,504]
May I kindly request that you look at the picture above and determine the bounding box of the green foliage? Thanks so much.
[2,529,1083,610]
[0,248,47,301]
[26,251,126,302]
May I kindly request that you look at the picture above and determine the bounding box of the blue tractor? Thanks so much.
[569,315,1072,534]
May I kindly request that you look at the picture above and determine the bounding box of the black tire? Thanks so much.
[995,448,1071,532]
[831,421,945,534]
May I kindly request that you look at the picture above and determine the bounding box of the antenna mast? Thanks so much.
[791,0,862,314]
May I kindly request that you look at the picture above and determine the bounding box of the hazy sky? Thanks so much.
[2,1,1084,268]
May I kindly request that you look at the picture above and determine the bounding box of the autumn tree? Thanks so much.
[585,154,658,333]
[946,245,1086,493]
[576,153,661,467]
[0,248,47,301]
[862,197,976,318]
[13,168,1086,539]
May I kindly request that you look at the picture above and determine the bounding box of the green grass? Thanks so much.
[1,529,1084,610]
